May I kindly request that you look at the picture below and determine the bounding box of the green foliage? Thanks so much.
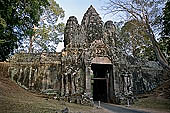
[159,38,170,63]
[27,0,65,52]
[159,1,170,64]
[0,17,7,28]
[162,1,170,36]
[117,20,156,60]
[0,0,49,61]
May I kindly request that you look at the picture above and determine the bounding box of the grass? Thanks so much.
[132,96,170,113]
[0,95,93,113]
[0,77,110,113]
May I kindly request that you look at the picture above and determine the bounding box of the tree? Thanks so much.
[0,0,49,61]
[19,0,65,53]
[160,0,170,64]
[120,19,156,60]
[162,0,170,36]
[32,0,65,52]
[0,17,7,44]
[103,0,170,70]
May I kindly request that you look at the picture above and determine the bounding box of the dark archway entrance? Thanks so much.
[91,63,112,102]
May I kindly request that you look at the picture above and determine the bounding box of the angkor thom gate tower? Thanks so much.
[63,5,117,103]
[9,6,163,104]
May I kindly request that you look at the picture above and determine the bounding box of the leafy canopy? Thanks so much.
[0,0,49,61]
[32,0,65,52]
[160,1,170,64]
[103,0,170,70]
[120,20,155,60]
[0,0,65,60]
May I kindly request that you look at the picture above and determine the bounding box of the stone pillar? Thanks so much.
[124,74,128,93]
[90,69,94,97]
[85,65,92,97]
[44,65,49,90]
[17,67,23,83]
[61,74,64,96]
[65,75,69,94]
[129,73,133,94]
[46,70,50,89]
[75,76,79,93]
[113,65,116,91]
[79,69,85,93]
[68,74,72,95]
[42,76,46,90]
[72,77,75,94]
[112,65,118,103]
[29,66,32,88]
[23,67,28,84]
[109,67,114,102]
[32,68,38,88]
[42,66,47,90]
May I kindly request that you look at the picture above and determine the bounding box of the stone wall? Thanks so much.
[9,53,62,91]
[0,62,9,78]
[113,56,163,104]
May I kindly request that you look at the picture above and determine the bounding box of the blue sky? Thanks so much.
[56,0,114,24]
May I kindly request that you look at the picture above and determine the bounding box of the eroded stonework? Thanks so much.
[9,5,163,105]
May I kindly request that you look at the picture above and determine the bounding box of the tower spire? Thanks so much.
[81,5,103,43]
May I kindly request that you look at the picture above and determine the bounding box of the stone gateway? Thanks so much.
[9,6,163,104]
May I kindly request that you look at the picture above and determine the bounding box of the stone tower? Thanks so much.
[63,5,117,103]
[64,5,116,48]
[81,5,103,44]
[64,16,79,48]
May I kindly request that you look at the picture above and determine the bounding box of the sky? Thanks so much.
[56,0,113,24]
[55,0,115,52]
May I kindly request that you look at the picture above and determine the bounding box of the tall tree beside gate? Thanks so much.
[103,0,170,70]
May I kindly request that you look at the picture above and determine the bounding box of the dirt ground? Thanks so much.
[0,77,112,113]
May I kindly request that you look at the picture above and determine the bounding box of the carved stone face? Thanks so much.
[64,5,105,47]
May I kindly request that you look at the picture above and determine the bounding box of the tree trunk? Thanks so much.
[148,25,170,70]
[29,36,33,53]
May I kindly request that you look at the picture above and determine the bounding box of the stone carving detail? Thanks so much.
[82,5,103,44]
[9,53,62,91]
[64,16,79,48]
[104,21,116,46]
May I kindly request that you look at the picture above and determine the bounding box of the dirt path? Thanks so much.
[95,102,150,113]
